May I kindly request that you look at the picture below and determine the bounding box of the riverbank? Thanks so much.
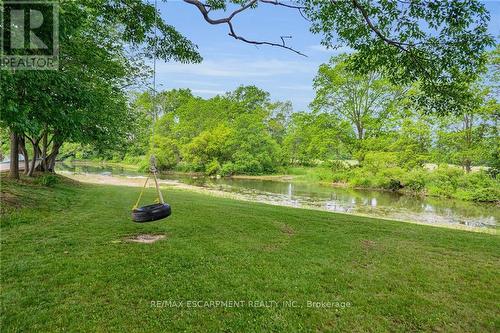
[1,175,499,332]
[57,160,500,229]
[66,160,500,203]
[59,171,497,233]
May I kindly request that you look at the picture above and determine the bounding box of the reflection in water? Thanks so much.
[57,162,498,229]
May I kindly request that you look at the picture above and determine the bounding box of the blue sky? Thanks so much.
[159,0,500,111]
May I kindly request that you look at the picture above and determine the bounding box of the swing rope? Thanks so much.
[132,158,165,210]
[132,175,150,210]
[132,0,165,210]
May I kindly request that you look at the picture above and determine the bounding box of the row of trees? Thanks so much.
[102,86,291,175]
[3,51,498,177]
[1,0,496,180]
[106,50,498,176]
[0,0,201,179]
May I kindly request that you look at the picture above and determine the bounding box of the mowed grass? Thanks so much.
[1,176,499,332]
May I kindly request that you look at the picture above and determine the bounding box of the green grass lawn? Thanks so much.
[1,176,499,332]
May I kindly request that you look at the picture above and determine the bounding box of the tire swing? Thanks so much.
[131,0,170,223]
[131,156,171,223]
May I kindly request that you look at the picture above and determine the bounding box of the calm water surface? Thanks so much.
[57,162,499,229]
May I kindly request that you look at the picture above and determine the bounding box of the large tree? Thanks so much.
[283,111,352,165]
[137,86,285,174]
[311,55,403,159]
[434,85,498,172]
[0,0,201,179]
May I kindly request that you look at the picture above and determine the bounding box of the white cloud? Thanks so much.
[278,85,312,91]
[172,79,221,87]
[156,59,314,78]
[191,89,225,95]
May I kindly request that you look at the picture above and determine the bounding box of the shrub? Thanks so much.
[349,168,373,187]
[122,154,145,165]
[35,174,59,187]
[315,168,335,182]
[174,162,198,173]
[426,185,454,198]
[150,136,180,170]
[486,167,499,179]
[233,159,263,175]
[350,176,373,187]
[369,174,388,188]
[220,162,235,177]
[468,187,500,202]
[137,158,150,172]
[457,171,497,189]
[402,169,427,193]
[455,187,500,202]
[110,153,123,163]
[387,179,403,191]
[205,159,221,176]
[362,152,399,174]
[396,151,429,169]
[328,160,350,171]
[331,171,349,183]
[425,166,463,197]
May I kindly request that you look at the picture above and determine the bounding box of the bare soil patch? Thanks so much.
[280,224,295,235]
[125,234,166,244]
[361,239,377,250]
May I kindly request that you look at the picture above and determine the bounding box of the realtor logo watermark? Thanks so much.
[1,1,59,70]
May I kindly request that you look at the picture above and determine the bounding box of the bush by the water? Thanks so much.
[331,162,499,202]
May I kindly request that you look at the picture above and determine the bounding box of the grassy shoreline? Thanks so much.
[1,175,499,331]
[62,171,497,234]
[64,159,500,203]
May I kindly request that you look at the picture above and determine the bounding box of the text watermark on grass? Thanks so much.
[1,1,59,70]
[150,299,352,309]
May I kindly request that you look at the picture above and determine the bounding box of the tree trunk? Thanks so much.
[41,131,48,172]
[463,113,473,173]
[46,141,62,172]
[355,123,364,140]
[464,159,472,173]
[28,144,38,177]
[27,138,42,177]
[8,131,19,179]
[18,136,30,175]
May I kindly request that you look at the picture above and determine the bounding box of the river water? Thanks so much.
[57,162,498,230]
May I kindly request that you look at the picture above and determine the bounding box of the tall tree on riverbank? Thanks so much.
[303,0,494,115]
[434,85,498,173]
[311,55,403,160]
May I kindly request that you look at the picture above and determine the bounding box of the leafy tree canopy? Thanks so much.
[303,0,494,114]
[0,0,202,176]
[186,0,495,114]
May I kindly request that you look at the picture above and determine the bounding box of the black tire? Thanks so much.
[132,203,171,223]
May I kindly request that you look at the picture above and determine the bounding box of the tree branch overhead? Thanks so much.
[183,0,307,57]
